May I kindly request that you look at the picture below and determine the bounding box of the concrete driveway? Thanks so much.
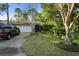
[0,32,31,56]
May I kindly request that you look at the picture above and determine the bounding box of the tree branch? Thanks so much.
[67,4,75,18]
[69,15,79,29]
[69,21,73,29]
[57,3,65,23]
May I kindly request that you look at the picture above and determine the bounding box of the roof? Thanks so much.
[10,21,32,25]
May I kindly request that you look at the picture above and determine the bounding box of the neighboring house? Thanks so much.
[0,20,7,24]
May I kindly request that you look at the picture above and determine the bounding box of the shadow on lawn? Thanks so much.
[54,42,79,52]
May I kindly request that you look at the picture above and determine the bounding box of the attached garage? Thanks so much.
[12,23,32,32]
[16,25,32,32]
[11,21,32,32]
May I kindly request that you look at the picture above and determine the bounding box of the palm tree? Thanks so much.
[20,11,28,21]
[14,8,22,19]
[27,8,38,32]
[0,3,9,24]
[14,8,28,22]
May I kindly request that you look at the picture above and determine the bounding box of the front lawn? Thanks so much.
[22,33,79,56]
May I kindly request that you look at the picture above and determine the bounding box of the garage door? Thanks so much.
[16,25,32,32]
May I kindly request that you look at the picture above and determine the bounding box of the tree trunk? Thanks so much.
[32,17,35,33]
[32,21,35,33]
[6,3,9,24]
[64,25,73,45]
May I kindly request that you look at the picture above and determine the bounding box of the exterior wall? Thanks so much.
[16,25,32,32]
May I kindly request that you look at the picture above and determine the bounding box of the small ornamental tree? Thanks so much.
[56,3,75,45]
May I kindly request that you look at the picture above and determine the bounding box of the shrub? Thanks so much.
[50,27,65,36]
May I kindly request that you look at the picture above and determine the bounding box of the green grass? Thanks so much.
[22,33,79,56]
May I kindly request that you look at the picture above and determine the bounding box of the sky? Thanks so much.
[0,3,42,20]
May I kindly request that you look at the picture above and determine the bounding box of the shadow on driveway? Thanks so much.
[0,47,19,56]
